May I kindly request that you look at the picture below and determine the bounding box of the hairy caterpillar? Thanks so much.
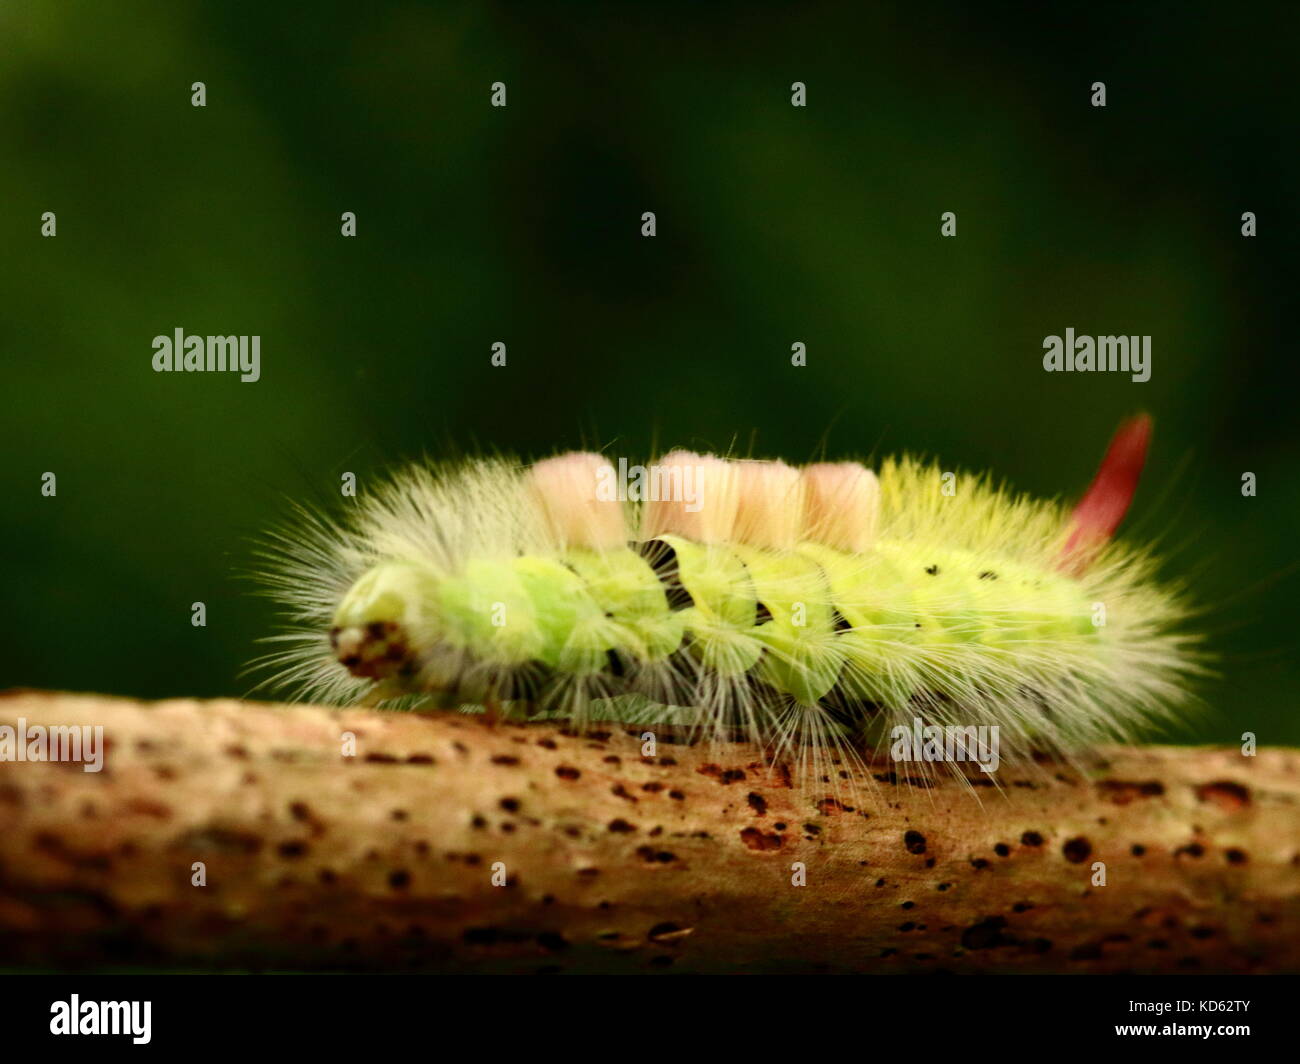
[254,416,1198,781]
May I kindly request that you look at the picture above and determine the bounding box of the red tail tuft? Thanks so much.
[1059,414,1152,570]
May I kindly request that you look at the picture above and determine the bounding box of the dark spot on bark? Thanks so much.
[901,900,915,909]
[747,792,767,816]
[1131,844,1146,856]
[994,843,1010,857]
[1062,837,1091,863]
[970,857,989,869]
[1225,848,1248,864]
[1195,780,1251,810]
[608,818,636,833]
[278,841,308,858]
[961,916,1016,950]
[1021,831,1044,846]
[904,830,927,854]
[1174,841,1205,859]
[117,790,172,817]
[388,870,411,890]
[491,754,520,766]
[1097,779,1165,804]
[668,790,685,801]
[554,765,580,780]
[739,827,783,852]
[648,922,690,943]
[499,797,520,813]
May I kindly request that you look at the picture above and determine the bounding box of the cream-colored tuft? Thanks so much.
[641,451,739,543]
[731,459,805,550]
[802,462,880,553]
[527,452,628,550]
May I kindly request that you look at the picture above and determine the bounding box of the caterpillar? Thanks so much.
[253,415,1199,782]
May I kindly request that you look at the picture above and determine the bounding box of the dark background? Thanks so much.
[2,2,1296,744]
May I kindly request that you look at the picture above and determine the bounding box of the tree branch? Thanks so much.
[0,691,1295,972]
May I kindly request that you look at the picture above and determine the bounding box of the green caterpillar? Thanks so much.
[256,417,1197,770]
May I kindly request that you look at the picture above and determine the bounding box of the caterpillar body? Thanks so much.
[256,416,1198,779]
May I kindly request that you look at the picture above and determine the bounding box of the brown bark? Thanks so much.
[0,690,1296,973]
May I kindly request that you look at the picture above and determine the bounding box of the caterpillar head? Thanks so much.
[330,560,440,681]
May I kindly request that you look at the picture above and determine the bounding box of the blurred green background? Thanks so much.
[1,2,1296,744]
